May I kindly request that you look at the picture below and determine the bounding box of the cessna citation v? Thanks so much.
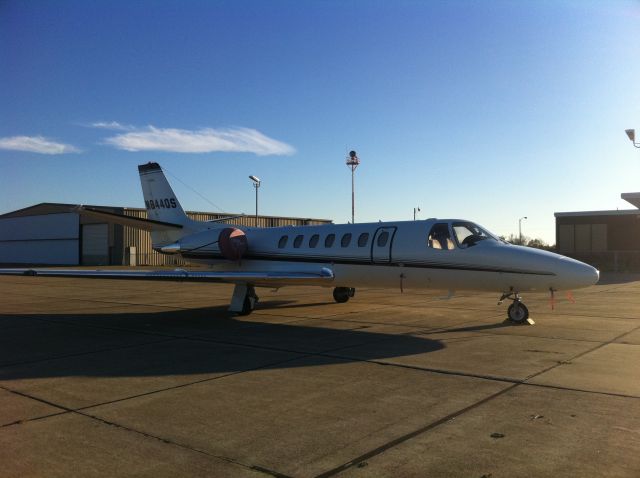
[0,162,599,323]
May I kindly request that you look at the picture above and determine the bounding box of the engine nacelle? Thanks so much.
[218,227,248,261]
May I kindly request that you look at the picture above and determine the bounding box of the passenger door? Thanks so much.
[371,227,396,263]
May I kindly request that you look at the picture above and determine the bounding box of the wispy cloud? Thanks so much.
[0,136,81,154]
[89,121,134,131]
[104,126,296,156]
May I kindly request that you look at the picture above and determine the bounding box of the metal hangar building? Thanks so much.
[0,203,332,266]
[555,192,640,271]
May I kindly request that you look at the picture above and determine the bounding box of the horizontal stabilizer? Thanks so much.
[75,206,183,231]
[0,267,335,286]
[206,214,246,223]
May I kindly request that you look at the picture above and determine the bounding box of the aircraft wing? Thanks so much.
[74,206,183,231]
[0,267,335,286]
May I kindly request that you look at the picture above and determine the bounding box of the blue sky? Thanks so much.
[1,0,639,244]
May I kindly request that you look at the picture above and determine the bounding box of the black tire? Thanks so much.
[333,287,350,303]
[507,302,529,323]
[238,296,255,316]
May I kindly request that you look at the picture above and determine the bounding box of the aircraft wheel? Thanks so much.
[238,292,259,316]
[333,287,351,303]
[507,302,529,323]
[237,297,254,316]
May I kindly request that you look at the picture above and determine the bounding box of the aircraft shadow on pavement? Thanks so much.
[0,304,445,380]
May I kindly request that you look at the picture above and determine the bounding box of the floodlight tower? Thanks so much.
[519,216,528,245]
[625,129,640,148]
[346,150,360,223]
[249,175,261,227]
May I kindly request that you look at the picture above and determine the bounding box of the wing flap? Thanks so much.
[0,267,334,285]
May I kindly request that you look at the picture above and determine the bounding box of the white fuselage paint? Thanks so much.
[168,218,599,293]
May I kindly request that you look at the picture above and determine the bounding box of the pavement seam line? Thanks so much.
[73,409,293,478]
[75,353,307,411]
[312,319,640,476]
[0,386,76,414]
[314,383,520,478]
[0,410,70,429]
[0,353,308,429]
[519,381,640,400]
[521,322,640,383]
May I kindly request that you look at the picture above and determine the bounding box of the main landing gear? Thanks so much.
[498,291,531,325]
[229,283,259,316]
[333,287,355,303]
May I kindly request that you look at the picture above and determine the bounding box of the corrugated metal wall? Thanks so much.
[122,208,331,266]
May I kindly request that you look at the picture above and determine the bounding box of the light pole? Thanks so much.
[625,129,640,148]
[345,150,360,224]
[519,216,527,245]
[413,207,420,220]
[249,175,261,227]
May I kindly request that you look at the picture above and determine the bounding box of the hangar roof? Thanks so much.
[621,192,640,209]
[0,202,332,224]
[554,210,640,217]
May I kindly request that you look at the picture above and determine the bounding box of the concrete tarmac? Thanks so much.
[1,273,639,477]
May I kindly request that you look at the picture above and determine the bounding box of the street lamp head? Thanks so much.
[626,129,636,142]
[346,150,360,167]
[249,175,261,184]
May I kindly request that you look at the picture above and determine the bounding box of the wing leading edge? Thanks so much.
[0,268,335,286]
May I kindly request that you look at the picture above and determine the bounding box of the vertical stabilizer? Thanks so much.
[138,162,193,244]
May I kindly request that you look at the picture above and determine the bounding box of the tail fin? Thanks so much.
[138,162,195,244]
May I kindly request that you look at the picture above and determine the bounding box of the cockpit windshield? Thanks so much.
[452,222,497,248]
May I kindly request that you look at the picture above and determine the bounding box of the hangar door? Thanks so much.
[0,213,79,265]
[82,224,109,265]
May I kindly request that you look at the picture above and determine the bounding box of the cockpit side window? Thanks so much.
[452,222,495,248]
[427,223,455,251]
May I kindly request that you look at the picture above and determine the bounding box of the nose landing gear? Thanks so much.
[498,291,533,325]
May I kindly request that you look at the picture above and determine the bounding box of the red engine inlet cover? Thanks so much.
[218,227,248,261]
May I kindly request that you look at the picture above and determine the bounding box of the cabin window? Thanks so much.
[357,233,369,247]
[428,223,455,250]
[278,235,288,248]
[341,233,352,247]
[325,234,335,247]
[293,235,304,248]
[377,231,389,247]
[309,234,319,248]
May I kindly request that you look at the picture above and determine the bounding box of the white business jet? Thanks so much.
[0,162,599,323]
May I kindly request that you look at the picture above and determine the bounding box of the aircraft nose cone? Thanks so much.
[566,261,599,289]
